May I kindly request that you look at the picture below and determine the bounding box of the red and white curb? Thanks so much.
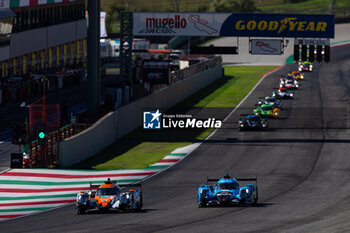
[145,143,199,169]
[0,168,159,220]
[0,144,198,221]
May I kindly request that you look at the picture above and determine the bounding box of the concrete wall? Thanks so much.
[59,63,223,167]
[7,19,86,59]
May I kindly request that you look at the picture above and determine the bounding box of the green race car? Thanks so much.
[253,104,280,118]
[298,61,313,72]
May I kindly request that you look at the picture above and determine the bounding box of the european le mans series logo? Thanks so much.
[143,110,162,129]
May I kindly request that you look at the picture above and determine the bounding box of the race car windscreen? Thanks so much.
[249,116,260,121]
[262,106,273,111]
[96,187,120,195]
[217,183,238,190]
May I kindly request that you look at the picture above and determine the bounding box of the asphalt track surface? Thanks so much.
[2,45,350,233]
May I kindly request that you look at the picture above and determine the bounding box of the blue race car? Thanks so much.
[197,174,258,207]
[238,115,268,131]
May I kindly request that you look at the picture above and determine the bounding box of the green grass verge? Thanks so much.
[259,0,350,17]
[102,0,345,14]
[71,66,277,170]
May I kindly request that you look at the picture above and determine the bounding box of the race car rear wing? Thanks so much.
[119,183,142,192]
[89,179,142,191]
[207,175,257,184]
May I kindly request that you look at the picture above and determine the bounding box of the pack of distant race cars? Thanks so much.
[238,61,312,131]
[74,62,312,213]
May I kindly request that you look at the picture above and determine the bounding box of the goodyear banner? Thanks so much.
[133,13,334,38]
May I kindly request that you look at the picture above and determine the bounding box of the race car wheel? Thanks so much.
[198,200,207,208]
[135,194,143,211]
[77,206,86,214]
[262,124,269,130]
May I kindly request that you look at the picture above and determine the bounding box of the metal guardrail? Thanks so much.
[171,56,222,84]
[29,123,89,168]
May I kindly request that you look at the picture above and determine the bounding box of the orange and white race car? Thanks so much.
[76,178,142,214]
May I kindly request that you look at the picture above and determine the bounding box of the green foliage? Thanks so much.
[210,0,258,13]
[105,4,125,34]
[289,0,307,3]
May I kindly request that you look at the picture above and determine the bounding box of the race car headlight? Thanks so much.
[77,194,88,205]
[296,84,299,88]
[240,124,244,127]
[290,93,294,97]
[298,68,302,71]
[200,189,209,198]
[245,189,249,193]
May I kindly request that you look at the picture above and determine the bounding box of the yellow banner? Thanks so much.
[56,46,60,67]
[70,42,74,65]
[76,40,80,63]
[64,44,67,65]
[49,48,52,67]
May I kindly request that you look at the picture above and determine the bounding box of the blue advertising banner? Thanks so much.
[133,13,334,38]
[220,13,334,38]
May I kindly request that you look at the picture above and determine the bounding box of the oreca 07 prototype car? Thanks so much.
[197,174,258,207]
[253,104,280,118]
[298,61,313,72]
[258,96,282,109]
[273,87,294,99]
[76,178,142,214]
[238,114,268,131]
[292,71,304,80]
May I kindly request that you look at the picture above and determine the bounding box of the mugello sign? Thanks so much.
[133,13,334,38]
